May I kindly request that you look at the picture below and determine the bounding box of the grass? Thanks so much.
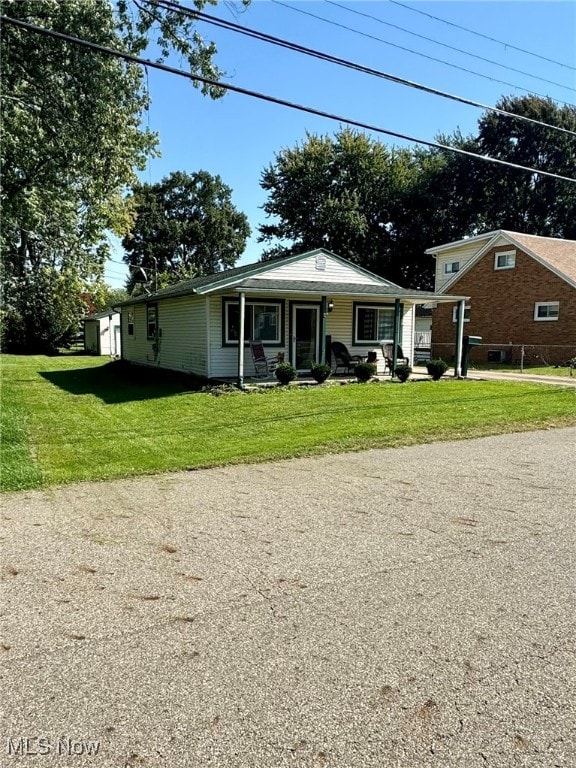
[468,363,575,377]
[1,354,575,492]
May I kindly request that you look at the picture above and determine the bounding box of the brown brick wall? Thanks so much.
[432,245,576,365]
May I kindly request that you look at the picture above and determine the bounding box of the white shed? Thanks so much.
[84,311,121,356]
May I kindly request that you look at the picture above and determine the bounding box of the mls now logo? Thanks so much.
[6,737,100,757]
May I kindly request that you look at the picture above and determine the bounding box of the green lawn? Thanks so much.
[468,363,575,377]
[2,354,575,492]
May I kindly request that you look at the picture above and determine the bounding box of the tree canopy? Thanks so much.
[0,0,244,352]
[122,171,250,290]
[258,96,576,289]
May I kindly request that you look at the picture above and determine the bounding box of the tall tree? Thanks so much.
[259,129,421,284]
[443,95,576,239]
[0,0,246,352]
[258,98,576,290]
[122,171,250,289]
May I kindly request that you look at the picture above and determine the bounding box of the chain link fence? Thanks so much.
[431,342,576,370]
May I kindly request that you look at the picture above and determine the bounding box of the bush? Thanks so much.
[275,362,297,385]
[310,362,332,384]
[426,358,449,381]
[354,362,377,383]
[394,364,412,382]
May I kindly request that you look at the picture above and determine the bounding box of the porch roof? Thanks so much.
[230,278,467,303]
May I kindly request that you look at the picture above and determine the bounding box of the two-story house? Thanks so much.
[426,230,576,366]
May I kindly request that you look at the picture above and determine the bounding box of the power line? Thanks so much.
[388,0,576,73]
[2,15,575,185]
[324,0,575,94]
[177,5,576,139]
[271,0,575,109]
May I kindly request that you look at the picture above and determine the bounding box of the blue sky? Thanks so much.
[105,0,576,287]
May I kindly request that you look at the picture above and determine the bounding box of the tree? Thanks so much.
[259,129,423,284]
[122,171,250,289]
[258,98,576,290]
[1,0,247,352]
[440,95,576,239]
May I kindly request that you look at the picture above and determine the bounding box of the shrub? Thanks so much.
[426,358,449,381]
[394,363,412,382]
[310,362,332,384]
[275,362,297,385]
[354,362,377,383]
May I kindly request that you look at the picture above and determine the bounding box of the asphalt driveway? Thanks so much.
[1,427,575,767]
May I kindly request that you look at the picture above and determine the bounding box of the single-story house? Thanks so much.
[115,249,469,385]
[427,231,576,365]
[84,311,121,356]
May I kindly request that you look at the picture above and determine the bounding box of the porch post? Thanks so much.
[320,296,327,364]
[237,291,246,389]
[392,298,401,376]
[454,299,465,378]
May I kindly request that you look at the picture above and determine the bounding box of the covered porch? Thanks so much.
[228,281,469,387]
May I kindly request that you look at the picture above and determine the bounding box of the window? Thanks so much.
[354,304,395,344]
[146,304,158,339]
[127,311,134,336]
[452,305,471,322]
[534,302,559,321]
[494,250,516,270]
[224,300,282,345]
[443,261,460,275]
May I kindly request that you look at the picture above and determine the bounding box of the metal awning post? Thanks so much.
[454,299,465,377]
[320,296,327,364]
[392,298,401,376]
[237,291,246,389]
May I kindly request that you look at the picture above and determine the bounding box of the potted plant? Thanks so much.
[310,362,332,384]
[426,359,449,381]
[275,362,297,385]
[354,362,377,383]
[394,363,412,382]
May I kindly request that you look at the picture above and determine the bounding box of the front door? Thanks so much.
[291,304,320,372]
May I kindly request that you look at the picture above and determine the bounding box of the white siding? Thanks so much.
[121,297,208,376]
[208,293,414,378]
[263,252,384,285]
[85,315,120,355]
[435,242,483,291]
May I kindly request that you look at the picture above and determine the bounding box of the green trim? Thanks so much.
[222,296,285,347]
[288,299,322,368]
[352,301,400,346]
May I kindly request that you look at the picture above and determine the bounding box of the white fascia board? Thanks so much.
[437,232,517,293]
[425,230,500,255]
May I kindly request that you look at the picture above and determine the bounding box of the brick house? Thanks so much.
[426,231,576,366]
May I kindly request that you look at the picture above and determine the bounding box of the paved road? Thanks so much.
[1,428,575,767]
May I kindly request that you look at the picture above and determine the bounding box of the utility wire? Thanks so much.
[325,0,575,94]
[389,0,576,73]
[2,15,575,185]
[271,0,575,108]
[164,4,576,139]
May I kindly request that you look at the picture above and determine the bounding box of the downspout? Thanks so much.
[454,299,465,378]
[392,298,401,376]
[113,306,123,360]
[237,291,246,389]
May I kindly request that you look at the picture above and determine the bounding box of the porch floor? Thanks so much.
[213,366,434,388]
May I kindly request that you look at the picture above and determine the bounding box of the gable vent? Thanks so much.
[315,254,327,271]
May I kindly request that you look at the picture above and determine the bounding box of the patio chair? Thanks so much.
[249,340,279,379]
[381,343,409,375]
[331,341,362,374]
